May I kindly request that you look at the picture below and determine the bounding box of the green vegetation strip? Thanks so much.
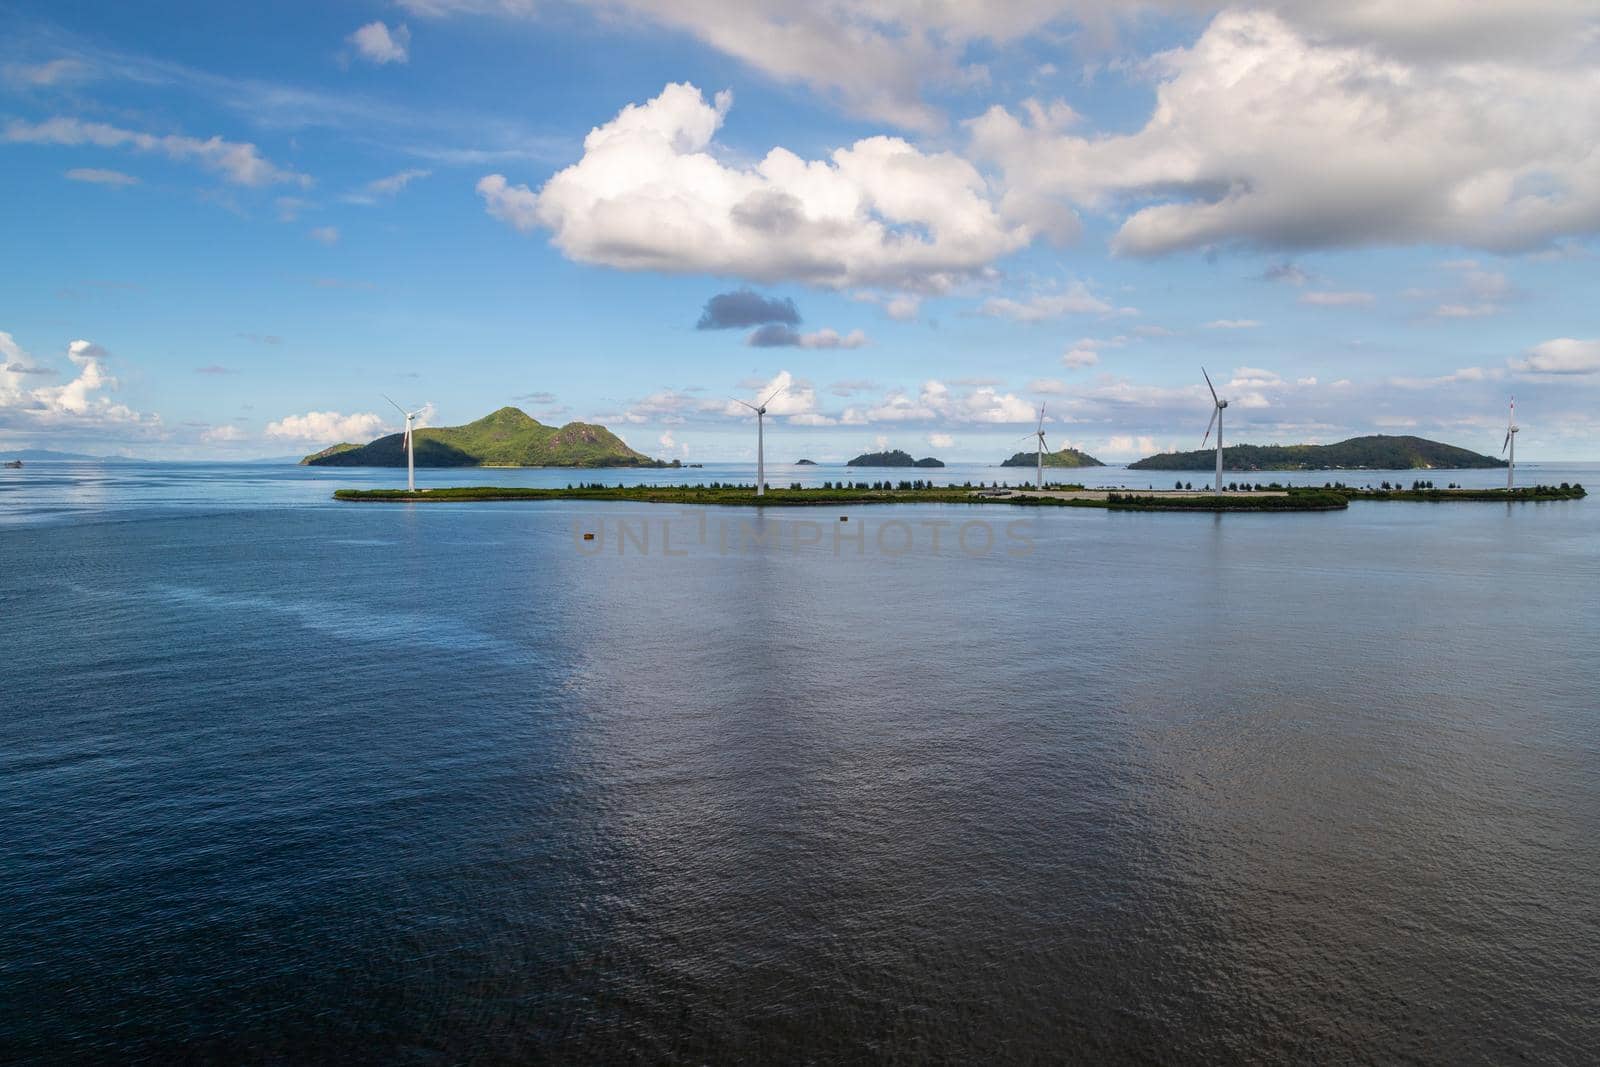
[334,484,1353,511]
[1340,483,1585,502]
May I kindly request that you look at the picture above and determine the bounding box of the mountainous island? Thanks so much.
[847,449,945,467]
[1129,435,1507,471]
[302,406,675,468]
[795,458,817,465]
[1001,446,1105,468]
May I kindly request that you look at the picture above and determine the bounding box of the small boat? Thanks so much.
[2,460,21,469]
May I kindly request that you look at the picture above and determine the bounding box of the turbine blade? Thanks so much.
[731,398,759,412]
[1201,367,1219,405]
[1202,406,1218,447]
[761,383,788,408]
[381,393,407,417]
[1503,432,1510,454]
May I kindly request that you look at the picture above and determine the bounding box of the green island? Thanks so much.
[302,406,678,468]
[334,480,1584,511]
[846,450,945,468]
[1000,447,1105,468]
[1129,434,1505,471]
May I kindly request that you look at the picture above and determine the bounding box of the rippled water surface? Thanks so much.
[3,462,1597,1062]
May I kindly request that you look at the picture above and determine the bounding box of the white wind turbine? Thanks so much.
[1502,396,1519,491]
[1013,402,1050,489]
[383,394,423,492]
[733,383,785,497]
[1201,367,1230,493]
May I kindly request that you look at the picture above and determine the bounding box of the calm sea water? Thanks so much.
[3,461,1597,1062]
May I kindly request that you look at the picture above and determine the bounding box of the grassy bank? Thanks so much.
[1339,483,1586,502]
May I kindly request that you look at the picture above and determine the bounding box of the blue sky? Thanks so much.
[2,0,1597,461]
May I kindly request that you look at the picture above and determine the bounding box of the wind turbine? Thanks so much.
[734,383,785,496]
[1013,402,1050,489]
[1201,367,1229,493]
[1502,396,1519,491]
[383,394,422,492]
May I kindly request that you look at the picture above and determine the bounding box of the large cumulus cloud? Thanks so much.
[477,83,1030,292]
[969,9,1600,255]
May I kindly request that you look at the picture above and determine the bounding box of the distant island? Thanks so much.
[795,459,817,465]
[1129,435,1506,471]
[0,448,123,461]
[1001,446,1105,468]
[847,449,944,467]
[302,406,676,468]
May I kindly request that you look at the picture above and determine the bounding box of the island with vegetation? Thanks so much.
[1001,446,1105,468]
[794,459,817,465]
[302,406,677,468]
[1129,434,1505,471]
[847,449,944,468]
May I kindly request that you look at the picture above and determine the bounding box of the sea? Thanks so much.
[2,460,1597,1062]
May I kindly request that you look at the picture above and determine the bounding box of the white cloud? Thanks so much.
[65,167,138,186]
[1205,319,1260,329]
[1430,261,1514,318]
[885,295,920,321]
[480,82,1028,292]
[265,410,386,443]
[4,117,310,188]
[745,325,868,349]
[968,8,1600,256]
[309,226,340,245]
[866,379,1036,424]
[201,424,246,443]
[1062,334,1127,369]
[1,334,159,431]
[349,21,411,65]
[1028,378,1068,395]
[1102,435,1167,460]
[1435,303,1498,319]
[3,58,90,88]
[1510,338,1600,376]
[849,291,922,320]
[350,168,430,203]
[979,280,1112,321]
[400,2,1599,146]
[724,370,819,419]
[1301,290,1375,307]
[927,432,954,448]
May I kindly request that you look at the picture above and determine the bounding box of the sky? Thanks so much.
[2,0,1598,463]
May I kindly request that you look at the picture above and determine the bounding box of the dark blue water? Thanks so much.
[3,463,1597,1062]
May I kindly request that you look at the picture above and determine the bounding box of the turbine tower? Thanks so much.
[383,394,422,492]
[735,384,785,497]
[1201,367,1229,493]
[1031,403,1049,489]
[1502,396,1519,491]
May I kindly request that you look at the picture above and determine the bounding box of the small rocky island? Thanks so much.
[794,459,817,465]
[847,449,944,468]
[302,406,677,468]
[1001,446,1104,468]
